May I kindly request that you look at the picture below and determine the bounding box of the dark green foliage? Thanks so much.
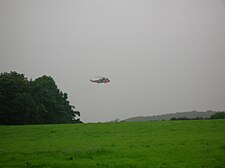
[170,117,203,121]
[210,112,225,119]
[0,71,80,125]
[0,72,35,124]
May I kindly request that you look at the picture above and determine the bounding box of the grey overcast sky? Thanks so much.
[1,0,225,122]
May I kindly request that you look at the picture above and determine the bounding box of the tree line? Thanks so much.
[0,71,81,125]
[170,112,225,121]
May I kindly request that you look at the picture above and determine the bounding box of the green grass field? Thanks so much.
[0,120,225,168]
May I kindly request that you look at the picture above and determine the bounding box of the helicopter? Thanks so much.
[90,76,110,84]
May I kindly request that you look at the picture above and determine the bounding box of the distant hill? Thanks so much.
[123,111,222,122]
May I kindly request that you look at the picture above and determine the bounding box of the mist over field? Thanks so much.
[1,0,225,122]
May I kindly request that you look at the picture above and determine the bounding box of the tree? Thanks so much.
[0,71,37,124]
[0,71,81,125]
[210,112,225,119]
[31,75,80,124]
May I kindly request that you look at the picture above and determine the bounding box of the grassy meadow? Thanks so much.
[0,120,225,168]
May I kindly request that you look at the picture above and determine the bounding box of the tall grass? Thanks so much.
[0,120,225,167]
